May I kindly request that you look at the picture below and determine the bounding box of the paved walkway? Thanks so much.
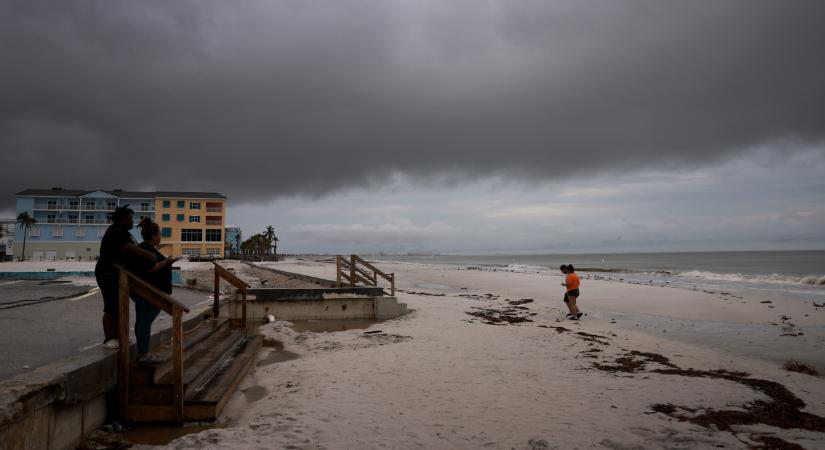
[0,280,213,381]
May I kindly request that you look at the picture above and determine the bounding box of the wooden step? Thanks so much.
[131,317,230,385]
[186,334,263,421]
[125,335,263,422]
[129,327,245,404]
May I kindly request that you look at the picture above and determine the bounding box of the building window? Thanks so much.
[106,201,117,210]
[69,201,79,209]
[47,214,56,223]
[181,229,203,242]
[162,214,170,221]
[85,215,95,224]
[177,214,184,222]
[206,229,222,242]
[161,227,172,238]
[190,202,201,210]
[68,214,78,223]
[206,202,222,213]
[189,216,201,223]
[206,248,221,257]
[162,200,170,208]
[205,216,222,226]
[85,201,96,209]
[177,200,185,208]
[182,248,200,257]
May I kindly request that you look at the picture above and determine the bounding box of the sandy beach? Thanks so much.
[136,258,825,450]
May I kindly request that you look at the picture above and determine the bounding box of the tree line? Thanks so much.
[239,225,279,256]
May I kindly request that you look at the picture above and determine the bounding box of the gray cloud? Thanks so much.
[1,0,824,208]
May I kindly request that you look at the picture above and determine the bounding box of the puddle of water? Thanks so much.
[242,384,268,403]
[289,318,383,333]
[122,423,225,446]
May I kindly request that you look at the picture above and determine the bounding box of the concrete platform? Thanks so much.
[0,282,213,382]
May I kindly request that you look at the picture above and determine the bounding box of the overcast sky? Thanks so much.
[2,1,824,253]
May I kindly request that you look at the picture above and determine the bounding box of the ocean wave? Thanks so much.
[675,270,825,286]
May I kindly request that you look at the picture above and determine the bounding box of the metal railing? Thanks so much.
[115,264,191,424]
[336,255,395,296]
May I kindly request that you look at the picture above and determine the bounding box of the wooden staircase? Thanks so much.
[115,263,260,424]
[336,255,395,295]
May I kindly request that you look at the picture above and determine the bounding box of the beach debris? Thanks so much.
[782,359,820,377]
[516,437,553,450]
[538,325,571,333]
[593,351,678,373]
[396,290,446,297]
[760,300,772,304]
[363,330,383,334]
[466,307,533,325]
[814,301,825,309]
[508,298,534,305]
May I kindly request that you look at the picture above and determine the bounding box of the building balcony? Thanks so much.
[206,207,222,213]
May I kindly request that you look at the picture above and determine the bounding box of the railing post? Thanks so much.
[172,306,184,424]
[213,268,220,318]
[241,290,247,332]
[350,255,356,287]
[336,256,341,287]
[391,273,395,296]
[117,271,130,421]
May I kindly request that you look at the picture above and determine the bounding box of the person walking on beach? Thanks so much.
[561,264,583,320]
[95,206,157,349]
[131,218,179,362]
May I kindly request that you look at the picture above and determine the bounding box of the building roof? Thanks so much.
[16,189,226,199]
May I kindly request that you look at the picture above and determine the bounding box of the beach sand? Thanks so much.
[88,259,825,448]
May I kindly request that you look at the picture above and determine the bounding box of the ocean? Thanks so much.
[375,250,825,303]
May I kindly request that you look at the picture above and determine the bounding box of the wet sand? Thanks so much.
[151,258,825,449]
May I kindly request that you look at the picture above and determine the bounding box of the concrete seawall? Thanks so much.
[0,310,212,450]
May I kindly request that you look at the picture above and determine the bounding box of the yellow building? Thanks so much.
[154,192,226,258]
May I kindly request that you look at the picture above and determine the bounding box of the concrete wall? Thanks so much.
[0,309,211,450]
[229,295,407,321]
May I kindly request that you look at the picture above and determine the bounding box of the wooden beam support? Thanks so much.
[172,307,184,425]
[117,271,130,421]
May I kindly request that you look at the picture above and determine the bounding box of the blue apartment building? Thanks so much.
[14,188,226,261]
[15,189,156,261]
[224,226,242,257]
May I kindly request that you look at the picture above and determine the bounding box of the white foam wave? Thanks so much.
[676,270,825,286]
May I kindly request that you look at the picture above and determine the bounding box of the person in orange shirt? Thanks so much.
[560,264,583,320]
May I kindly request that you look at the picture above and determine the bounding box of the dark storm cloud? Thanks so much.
[1,0,824,208]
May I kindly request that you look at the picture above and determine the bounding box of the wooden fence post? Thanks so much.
[117,271,130,420]
[213,268,220,318]
[172,307,184,424]
[336,256,341,287]
[350,255,356,287]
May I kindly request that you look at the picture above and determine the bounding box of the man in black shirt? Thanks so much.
[94,206,157,349]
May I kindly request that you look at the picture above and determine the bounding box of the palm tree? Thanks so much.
[16,212,37,261]
[263,226,276,255]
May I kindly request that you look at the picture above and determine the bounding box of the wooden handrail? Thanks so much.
[336,255,395,295]
[114,264,188,424]
[213,262,251,329]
